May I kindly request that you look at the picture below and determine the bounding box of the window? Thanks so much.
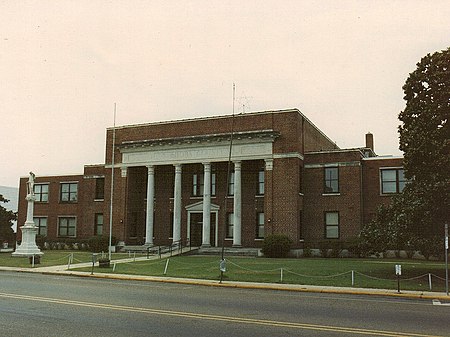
[34,184,49,202]
[95,178,105,200]
[256,213,264,239]
[324,167,339,193]
[228,172,235,196]
[60,183,78,202]
[34,217,47,236]
[95,213,103,236]
[258,170,264,195]
[192,173,216,196]
[226,213,234,238]
[325,212,339,239]
[381,168,406,194]
[58,217,76,237]
[193,174,199,196]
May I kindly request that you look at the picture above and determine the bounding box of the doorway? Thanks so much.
[189,212,217,247]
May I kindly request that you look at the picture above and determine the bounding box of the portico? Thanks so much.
[118,130,278,247]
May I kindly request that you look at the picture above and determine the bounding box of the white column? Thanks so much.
[172,164,182,243]
[202,162,211,247]
[145,165,155,246]
[233,161,242,247]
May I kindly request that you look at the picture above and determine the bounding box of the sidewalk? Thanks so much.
[2,254,450,301]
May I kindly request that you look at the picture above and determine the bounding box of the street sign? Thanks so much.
[220,259,226,272]
[395,264,402,276]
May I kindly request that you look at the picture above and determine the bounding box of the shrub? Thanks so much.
[302,244,312,258]
[36,235,46,250]
[329,241,343,258]
[318,241,329,258]
[261,234,292,258]
[88,235,117,253]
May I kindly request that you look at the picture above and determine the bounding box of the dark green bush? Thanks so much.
[302,244,312,258]
[261,234,292,258]
[36,235,46,250]
[88,236,117,253]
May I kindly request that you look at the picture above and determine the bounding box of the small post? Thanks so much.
[163,258,170,275]
[113,262,116,272]
[158,246,161,259]
[219,259,226,284]
[147,247,150,259]
[428,273,432,291]
[445,223,448,295]
[395,264,402,293]
[91,253,97,275]
[280,268,283,283]
[352,270,355,287]
[31,255,35,268]
[133,252,136,262]
[67,254,71,270]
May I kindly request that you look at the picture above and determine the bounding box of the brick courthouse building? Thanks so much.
[17,109,404,249]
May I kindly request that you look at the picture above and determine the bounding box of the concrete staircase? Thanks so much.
[196,247,260,257]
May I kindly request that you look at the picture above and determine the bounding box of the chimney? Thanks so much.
[365,132,374,152]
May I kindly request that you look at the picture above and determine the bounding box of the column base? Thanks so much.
[232,244,242,248]
[201,244,211,248]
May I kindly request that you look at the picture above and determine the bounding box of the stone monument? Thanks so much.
[12,172,43,257]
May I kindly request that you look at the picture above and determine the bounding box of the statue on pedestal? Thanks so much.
[27,171,35,197]
[12,171,43,257]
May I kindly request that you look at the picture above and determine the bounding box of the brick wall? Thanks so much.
[362,157,403,224]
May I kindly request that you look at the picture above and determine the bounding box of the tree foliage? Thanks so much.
[360,48,449,257]
[398,47,450,234]
[0,195,16,244]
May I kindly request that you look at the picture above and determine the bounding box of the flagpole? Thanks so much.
[220,83,235,283]
[108,103,116,260]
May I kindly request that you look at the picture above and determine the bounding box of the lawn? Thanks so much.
[0,251,133,268]
[2,251,447,292]
[78,255,449,293]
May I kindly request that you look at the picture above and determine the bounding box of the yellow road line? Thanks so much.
[0,292,441,337]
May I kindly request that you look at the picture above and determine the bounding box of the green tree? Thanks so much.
[0,195,16,245]
[360,48,449,258]
[398,47,450,236]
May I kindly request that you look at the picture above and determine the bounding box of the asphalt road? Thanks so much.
[1,271,449,337]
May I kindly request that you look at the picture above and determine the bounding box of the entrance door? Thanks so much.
[189,212,217,247]
[190,213,203,247]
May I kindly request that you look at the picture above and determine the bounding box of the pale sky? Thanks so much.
[1,0,449,187]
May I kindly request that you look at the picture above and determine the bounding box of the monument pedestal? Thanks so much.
[12,222,43,257]
[12,183,43,257]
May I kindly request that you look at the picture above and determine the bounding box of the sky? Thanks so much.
[1,0,449,188]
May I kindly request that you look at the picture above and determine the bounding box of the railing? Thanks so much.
[143,239,193,259]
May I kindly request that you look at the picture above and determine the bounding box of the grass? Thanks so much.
[2,251,447,292]
[76,255,449,293]
[0,251,132,268]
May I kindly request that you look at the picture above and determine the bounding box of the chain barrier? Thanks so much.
[283,269,352,279]
[227,259,281,273]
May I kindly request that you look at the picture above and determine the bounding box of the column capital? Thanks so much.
[264,158,274,171]
[234,161,242,169]
[147,165,155,174]
[121,167,128,178]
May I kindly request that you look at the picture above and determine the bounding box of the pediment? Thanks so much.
[185,201,220,212]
